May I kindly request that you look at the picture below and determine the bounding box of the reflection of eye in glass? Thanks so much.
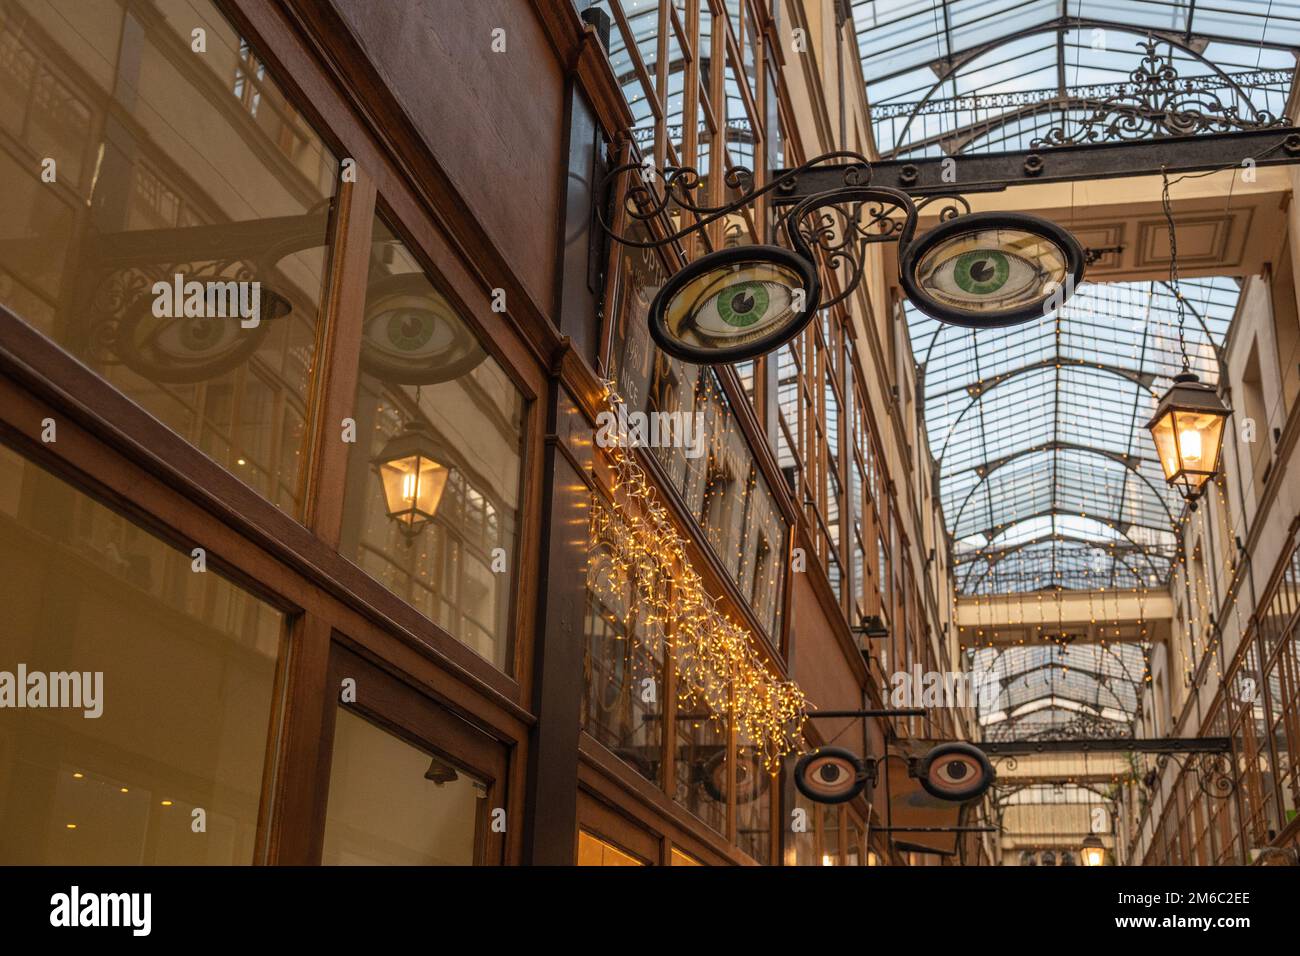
[359,277,486,384]
[115,292,286,384]
[917,742,993,801]
[794,747,868,804]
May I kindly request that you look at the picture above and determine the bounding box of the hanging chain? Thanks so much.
[1161,166,1191,374]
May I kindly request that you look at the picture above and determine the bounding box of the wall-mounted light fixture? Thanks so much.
[851,614,890,642]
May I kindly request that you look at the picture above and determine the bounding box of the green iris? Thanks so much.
[715,281,769,328]
[953,251,1010,296]
[385,309,435,352]
[180,317,222,352]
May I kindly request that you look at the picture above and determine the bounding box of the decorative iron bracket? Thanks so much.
[596,148,1082,359]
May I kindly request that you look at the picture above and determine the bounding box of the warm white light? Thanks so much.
[1081,835,1106,867]
[401,471,418,502]
[1177,428,1202,463]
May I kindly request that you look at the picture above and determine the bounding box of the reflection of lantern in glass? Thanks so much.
[1081,834,1106,867]
[373,421,450,539]
[1146,372,1231,509]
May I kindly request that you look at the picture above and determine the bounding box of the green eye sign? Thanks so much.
[900,212,1085,329]
[648,245,820,364]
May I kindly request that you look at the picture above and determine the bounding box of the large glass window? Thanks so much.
[321,708,486,866]
[673,704,727,834]
[339,216,525,671]
[582,533,664,786]
[0,442,283,864]
[607,241,788,640]
[0,0,338,514]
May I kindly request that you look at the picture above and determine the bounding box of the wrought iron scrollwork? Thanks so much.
[1152,751,1237,799]
[780,185,918,310]
[597,150,873,250]
[1032,36,1289,149]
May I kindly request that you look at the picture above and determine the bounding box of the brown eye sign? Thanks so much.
[794,746,870,804]
[916,741,994,802]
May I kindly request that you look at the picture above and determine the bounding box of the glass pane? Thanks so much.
[322,708,486,865]
[0,442,283,864]
[577,830,644,866]
[673,704,726,833]
[670,846,703,865]
[734,734,772,863]
[582,530,665,785]
[0,0,338,515]
[339,216,525,672]
[786,789,817,865]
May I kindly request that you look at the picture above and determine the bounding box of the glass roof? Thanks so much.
[970,642,1150,740]
[852,1,1300,157]
[910,276,1239,594]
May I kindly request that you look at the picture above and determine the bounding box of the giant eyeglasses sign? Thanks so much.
[648,244,820,363]
[792,741,995,805]
[898,212,1084,329]
[600,151,1086,364]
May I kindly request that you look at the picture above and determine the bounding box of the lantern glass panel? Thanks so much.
[1149,411,1181,482]
[378,452,449,528]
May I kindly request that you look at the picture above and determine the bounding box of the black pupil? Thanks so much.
[818,764,843,783]
[945,761,969,780]
[969,259,994,282]
[731,291,755,315]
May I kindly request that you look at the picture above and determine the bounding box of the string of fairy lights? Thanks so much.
[587,382,809,770]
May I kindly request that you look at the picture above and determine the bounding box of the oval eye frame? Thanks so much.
[701,749,770,803]
[897,211,1084,329]
[793,746,870,804]
[647,244,821,365]
[917,741,995,802]
[359,274,487,385]
[115,288,289,385]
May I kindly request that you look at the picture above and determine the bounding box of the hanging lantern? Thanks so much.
[372,420,450,539]
[1080,834,1106,867]
[1147,170,1232,509]
[1146,372,1231,508]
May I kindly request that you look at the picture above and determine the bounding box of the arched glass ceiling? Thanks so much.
[851,1,1299,158]
[970,642,1149,741]
[909,277,1239,594]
